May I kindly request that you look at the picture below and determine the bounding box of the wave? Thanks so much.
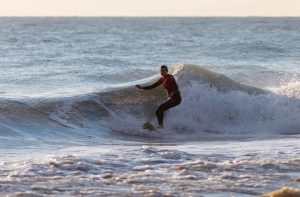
[0,64,300,141]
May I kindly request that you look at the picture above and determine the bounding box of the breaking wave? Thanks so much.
[0,64,300,141]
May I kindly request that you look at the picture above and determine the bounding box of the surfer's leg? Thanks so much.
[155,102,168,127]
[155,95,181,126]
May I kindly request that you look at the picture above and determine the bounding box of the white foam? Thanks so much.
[166,81,300,137]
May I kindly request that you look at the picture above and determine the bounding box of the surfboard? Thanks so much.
[143,122,156,131]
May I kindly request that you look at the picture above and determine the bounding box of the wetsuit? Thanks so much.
[143,74,181,126]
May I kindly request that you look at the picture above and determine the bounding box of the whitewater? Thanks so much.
[0,17,300,196]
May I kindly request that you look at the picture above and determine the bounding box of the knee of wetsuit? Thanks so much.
[155,108,161,114]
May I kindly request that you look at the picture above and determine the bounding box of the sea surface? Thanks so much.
[0,17,300,196]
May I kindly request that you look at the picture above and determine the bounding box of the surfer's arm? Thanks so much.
[139,78,163,90]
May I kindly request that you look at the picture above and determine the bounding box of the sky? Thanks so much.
[0,0,299,17]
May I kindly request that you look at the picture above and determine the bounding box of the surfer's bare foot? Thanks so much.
[157,125,163,129]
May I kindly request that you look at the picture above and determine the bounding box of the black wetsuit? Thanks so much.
[143,74,181,126]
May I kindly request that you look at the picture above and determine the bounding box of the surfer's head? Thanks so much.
[160,65,168,76]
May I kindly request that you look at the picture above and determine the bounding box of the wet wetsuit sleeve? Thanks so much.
[142,78,163,90]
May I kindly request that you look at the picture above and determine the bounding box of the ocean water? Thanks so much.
[0,17,300,196]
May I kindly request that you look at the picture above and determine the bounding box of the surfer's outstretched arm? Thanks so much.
[136,78,163,90]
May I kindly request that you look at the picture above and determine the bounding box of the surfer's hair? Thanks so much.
[161,65,168,72]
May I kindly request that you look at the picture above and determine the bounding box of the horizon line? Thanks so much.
[0,15,299,17]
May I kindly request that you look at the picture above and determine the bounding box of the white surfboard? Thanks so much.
[143,122,156,131]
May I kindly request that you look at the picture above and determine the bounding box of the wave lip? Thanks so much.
[174,64,266,95]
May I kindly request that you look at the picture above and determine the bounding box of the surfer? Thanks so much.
[136,65,181,129]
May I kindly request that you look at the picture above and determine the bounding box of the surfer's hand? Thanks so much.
[136,85,143,89]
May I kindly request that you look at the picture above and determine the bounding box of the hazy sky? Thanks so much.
[0,0,299,16]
